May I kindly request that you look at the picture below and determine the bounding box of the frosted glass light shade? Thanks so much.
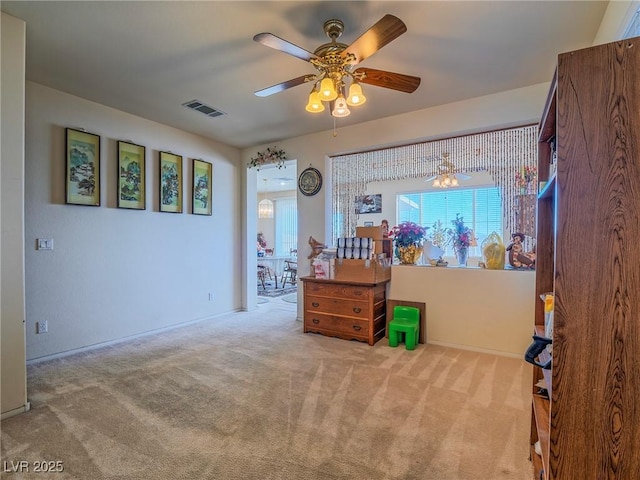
[332,95,350,117]
[258,198,274,218]
[305,91,325,113]
[319,78,337,101]
[347,83,366,106]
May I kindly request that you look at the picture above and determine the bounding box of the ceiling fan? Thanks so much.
[253,14,421,117]
[424,153,471,188]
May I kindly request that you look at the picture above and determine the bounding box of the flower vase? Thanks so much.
[454,245,469,267]
[397,244,424,265]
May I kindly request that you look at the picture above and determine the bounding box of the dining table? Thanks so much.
[257,255,295,288]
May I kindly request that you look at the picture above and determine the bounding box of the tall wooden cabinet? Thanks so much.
[530,37,640,479]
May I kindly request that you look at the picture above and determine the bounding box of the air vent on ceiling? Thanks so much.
[182,100,226,118]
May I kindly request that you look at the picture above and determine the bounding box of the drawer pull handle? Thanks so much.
[312,318,320,324]
[353,325,362,331]
[312,302,320,307]
[352,307,362,313]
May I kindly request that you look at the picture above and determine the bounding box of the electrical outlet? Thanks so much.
[36,320,48,334]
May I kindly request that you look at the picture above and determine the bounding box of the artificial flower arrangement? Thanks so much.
[515,165,537,190]
[447,214,475,249]
[389,221,428,264]
[428,219,448,248]
[389,221,428,247]
[247,147,287,170]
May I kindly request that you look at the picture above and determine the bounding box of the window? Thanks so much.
[397,187,502,256]
[275,197,297,255]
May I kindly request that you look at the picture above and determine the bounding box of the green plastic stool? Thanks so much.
[388,306,420,350]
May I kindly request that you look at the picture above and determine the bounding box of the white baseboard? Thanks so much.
[1,402,31,420]
[426,339,523,359]
[26,309,242,365]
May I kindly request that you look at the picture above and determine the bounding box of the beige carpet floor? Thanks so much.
[1,299,533,479]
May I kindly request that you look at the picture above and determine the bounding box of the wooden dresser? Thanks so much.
[301,276,389,345]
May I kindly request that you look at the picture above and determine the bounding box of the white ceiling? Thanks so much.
[2,1,609,150]
[256,160,298,193]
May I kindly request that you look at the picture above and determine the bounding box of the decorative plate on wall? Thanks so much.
[298,167,322,196]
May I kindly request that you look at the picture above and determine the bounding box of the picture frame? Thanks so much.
[364,221,374,227]
[355,194,382,214]
[192,158,213,215]
[117,141,146,210]
[65,128,100,206]
[159,151,183,213]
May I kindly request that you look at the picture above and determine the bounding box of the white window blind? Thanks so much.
[397,187,502,256]
[275,197,297,256]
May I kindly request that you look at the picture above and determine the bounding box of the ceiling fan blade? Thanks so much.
[254,75,315,97]
[253,33,318,62]
[456,173,472,180]
[340,14,407,65]
[424,175,438,182]
[355,67,421,93]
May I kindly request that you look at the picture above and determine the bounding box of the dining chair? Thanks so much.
[281,260,297,287]
[257,265,268,289]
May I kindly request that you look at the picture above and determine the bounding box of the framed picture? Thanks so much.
[159,151,183,213]
[117,141,146,210]
[364,221,374,227]
[192,159,213,215]
[65,128,100,206]
[355,194,382,214]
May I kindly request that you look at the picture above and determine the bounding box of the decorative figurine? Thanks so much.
[308,236,327,259]
[381,219,389,238]
[506,232,536,269]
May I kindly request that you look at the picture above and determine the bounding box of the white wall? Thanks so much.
[1,13,29,417]
[24,82,241,360]
[594,0,639,44]
[389,266,535,357]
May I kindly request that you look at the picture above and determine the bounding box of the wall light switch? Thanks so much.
[37,238,54,251]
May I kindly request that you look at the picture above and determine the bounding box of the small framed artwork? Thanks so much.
[355,194,382,214]
[65,128,100,206]
[192,159,213,216]
[364,221,374,227]
[159,151,183,213]
[117,141,146,210]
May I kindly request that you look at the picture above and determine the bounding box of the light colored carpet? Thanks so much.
[281,292,297,303]
[1,301,532,479]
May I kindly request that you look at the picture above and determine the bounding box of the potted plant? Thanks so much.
[390,221,428,265]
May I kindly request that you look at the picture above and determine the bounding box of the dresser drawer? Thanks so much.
[305,295,369,318]
[304,312,369,337]
[304,282,371,300]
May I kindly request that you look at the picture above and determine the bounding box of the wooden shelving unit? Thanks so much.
[529,36,640,479]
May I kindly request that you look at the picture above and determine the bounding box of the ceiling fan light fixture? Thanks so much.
[253,15,421,120]
[319,77,338,101]
[305,90,325,113]
[332,94,350,117]
[451,176,459,187]
[346,82,366,106]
